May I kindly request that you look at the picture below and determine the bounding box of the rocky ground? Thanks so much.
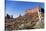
[5,12,44,31]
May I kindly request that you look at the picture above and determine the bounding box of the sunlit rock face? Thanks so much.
[25,6,40,16]
[25,6,44,17]
[25,6,44,29]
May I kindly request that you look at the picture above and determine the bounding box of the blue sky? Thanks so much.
[5,0,44,18]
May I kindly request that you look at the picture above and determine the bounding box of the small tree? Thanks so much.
[41,8,44,13]
[7,14,10,19]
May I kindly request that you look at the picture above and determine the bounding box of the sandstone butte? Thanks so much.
[25,6,44,17]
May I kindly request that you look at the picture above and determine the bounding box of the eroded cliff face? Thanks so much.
[25,6,40,16]
[5,6,44,30]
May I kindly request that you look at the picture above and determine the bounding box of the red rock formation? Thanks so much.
[26,6,40,16]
